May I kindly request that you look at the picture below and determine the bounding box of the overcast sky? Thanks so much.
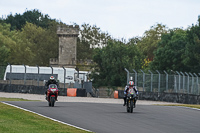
[0,0,200,40]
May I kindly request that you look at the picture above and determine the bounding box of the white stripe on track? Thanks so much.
[176,106,200,111]
[1,102,92,132]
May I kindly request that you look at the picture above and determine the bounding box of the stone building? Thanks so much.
[50,25,79,68]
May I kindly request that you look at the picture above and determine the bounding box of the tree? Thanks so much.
[137,23,168,61]
[77,23,111,60]
[1,9,56,31]
[20,22,58,66]
[91,40,144,88]
[183,19,200,73]
[149,28,188,72]
[0,23,16,64]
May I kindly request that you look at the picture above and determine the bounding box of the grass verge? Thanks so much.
[0,97,33,101]
[158,104,200,109]
[0,98,90,133]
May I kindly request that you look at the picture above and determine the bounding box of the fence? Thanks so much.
[125,68,200,95]
[0,65,89,85]
[0,65,93,96]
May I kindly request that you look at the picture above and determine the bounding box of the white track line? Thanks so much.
[1,102,92,132]
[175,106,200,111]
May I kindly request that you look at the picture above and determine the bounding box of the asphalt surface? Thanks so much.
[3,101,200,133]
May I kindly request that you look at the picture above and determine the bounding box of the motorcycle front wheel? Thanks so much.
[130,100,133,113]
[126,100,130,112]
[50,96,55,107]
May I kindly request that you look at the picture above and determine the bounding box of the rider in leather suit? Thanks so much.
[123,80,138,106]
[45,76,59,100]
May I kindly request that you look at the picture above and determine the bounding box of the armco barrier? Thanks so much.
[0,84,45,94]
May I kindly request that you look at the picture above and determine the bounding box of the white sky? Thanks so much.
[0,0,200,40]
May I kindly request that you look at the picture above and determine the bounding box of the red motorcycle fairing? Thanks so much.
[47,84,59,102]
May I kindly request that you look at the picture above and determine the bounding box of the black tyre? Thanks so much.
[130,100,133,113]
[48,102,51,106]
[50,97,55,107]
[126,100,130,112]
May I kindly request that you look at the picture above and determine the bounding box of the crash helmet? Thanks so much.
[50,76,55,80]
[129,81,134,87]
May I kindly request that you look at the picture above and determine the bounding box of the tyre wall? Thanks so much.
[66,88,86,97]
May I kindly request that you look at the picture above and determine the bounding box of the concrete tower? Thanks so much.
[50,25,79,68]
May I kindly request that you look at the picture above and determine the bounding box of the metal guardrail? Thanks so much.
[125,68,200,95]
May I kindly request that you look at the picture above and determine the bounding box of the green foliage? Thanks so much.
[1,8,200,87]
[0,21,58,66]
[150,28,188,72]
[0,9,59,66]
[150,18,200,73]
[137,23,168,61]
[183,22,200,73]
[91,40,144,88]
[20,22,58,66]
[77,23,111,60]
[0,65,6,80]
[1,9,56,30]
[0,23,17,64]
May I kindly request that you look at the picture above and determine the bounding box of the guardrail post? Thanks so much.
[8,63,12,86]
[140,69,145,91]
[124,68,129,85]
[132,69,137,86]
[63,66,66,89]
[156,70,160,92]
[193,73,198,95]
[164,70,168,92]
[36,65,39,87]
[180,72,185,93]
[148,70,153,92]
[185,72,189,94]
[176,71,181,92]
[189,73,194,94]
[23,64,26,85]
[50,65,53,74]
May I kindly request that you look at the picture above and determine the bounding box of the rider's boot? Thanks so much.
[45,91,47,100]
[123,97,126,106]
[133,100,136,108]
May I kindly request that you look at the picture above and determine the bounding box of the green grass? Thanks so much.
[0,97,32,101]
[0,98,91,133]
[161,104,200,109]
[156,103,200,109]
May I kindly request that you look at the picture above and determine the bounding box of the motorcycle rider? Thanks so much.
[123,78,138,107]
[45,76,59,100]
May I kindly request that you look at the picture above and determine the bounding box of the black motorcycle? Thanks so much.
[126,87,137,113]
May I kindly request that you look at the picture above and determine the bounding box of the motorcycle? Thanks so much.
[47,84,59,107]
[126,87,137,113]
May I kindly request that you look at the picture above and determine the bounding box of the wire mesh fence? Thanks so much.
[125,69,200,95]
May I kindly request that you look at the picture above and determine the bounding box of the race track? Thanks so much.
[3,101,200,133]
